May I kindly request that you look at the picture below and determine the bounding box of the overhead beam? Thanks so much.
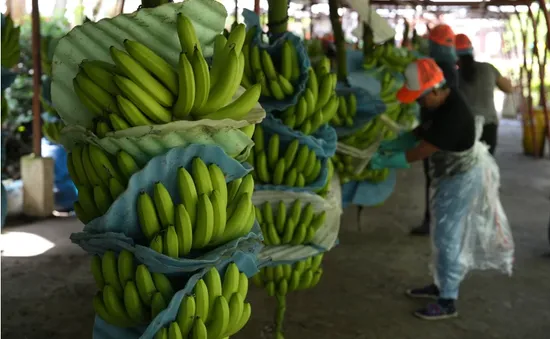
[369,0,533,7]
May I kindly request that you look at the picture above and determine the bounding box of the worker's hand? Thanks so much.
[378,131,419,153]
[369,151,410,170]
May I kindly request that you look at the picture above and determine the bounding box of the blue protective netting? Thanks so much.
[332,83,386,138]
[341,169,397,207]
[71,144,264,274]
[253,121,330,193]
[242,9,310,114]
[92,252,260,339]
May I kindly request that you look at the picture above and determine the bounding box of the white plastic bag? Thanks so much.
[429,142,514,296]
[463,143,514,273]
[254,175,343,263]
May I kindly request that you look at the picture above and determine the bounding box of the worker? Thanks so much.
[409,23,459,236]
[455,33,514,155]
[370,58,479,320]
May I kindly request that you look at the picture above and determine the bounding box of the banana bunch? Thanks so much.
[247,125,323,187]
[68,144,142,224]
[395,103,418,129]
[331,153,390,184]
[73,15,260,133]
[363,43,416,73]
[137,159,256,256]
[242,28,300,100]
[378,71,402,104]
[251,253,324,296]
[42,120,65,144]
[316,159,334,198]
[338,115,387,150]
[329,93,357,127]
[255,200,326,246]
[1,15,21,69]
[272,56,340,136]
[91,250,175,327]
[153,264,252,339]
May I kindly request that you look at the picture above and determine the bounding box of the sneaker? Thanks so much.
[405,284,439,299]
[414,302,458,320]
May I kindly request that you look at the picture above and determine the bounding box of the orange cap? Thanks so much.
[396,58,445,104]
[455,33,472,50]
[428,24,455,47]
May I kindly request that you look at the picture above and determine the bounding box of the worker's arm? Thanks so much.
[405,139,439,163]
[496,76,514,94]
[490,63,514,94]
[369,139,439,170]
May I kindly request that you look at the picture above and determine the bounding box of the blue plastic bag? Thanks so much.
[92,252,259,339]
[70,226,263,274]
[261,114,337,157]
[341,169,396,207]
[82,144,252,240]
[333,84,386,138]
[41,137,78,211]
[242,9,310,114]
[71,145,263,273]
[254,123,330,193]
[346,49,365,74]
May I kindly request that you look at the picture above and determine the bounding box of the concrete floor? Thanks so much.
[2,120,549,339]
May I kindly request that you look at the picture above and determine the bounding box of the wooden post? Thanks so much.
[328,0,348,82]
[517,7,539,157]
[234,0,238,24]
[310,0,314,40]
[31,0,42,157]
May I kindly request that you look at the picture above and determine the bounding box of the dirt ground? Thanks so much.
[2,120,550,339]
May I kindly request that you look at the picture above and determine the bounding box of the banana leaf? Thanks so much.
[51,0,228,128]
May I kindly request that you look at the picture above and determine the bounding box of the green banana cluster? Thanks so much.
[275,57,340,136]
[73,15,261,134]
[251,253,324,296]
[137,158,256,257]
[91,250,175,327]
[378,71,402,104]
[68,144,142,224]
[338,116,386,151]
[395,103,418,129]
[242,27,299,100]
[316,159,334,198]
[42,120,65,144]
[364,43,416,74]
[255,200,326,246]
[330,93,357,127]
[153,264,251,339]
[247,125,323,187]
[1,15,21,68]
[332,153,390,184]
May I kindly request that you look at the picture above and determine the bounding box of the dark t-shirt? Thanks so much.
[415,88,477,178]
[416,88,475,152]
